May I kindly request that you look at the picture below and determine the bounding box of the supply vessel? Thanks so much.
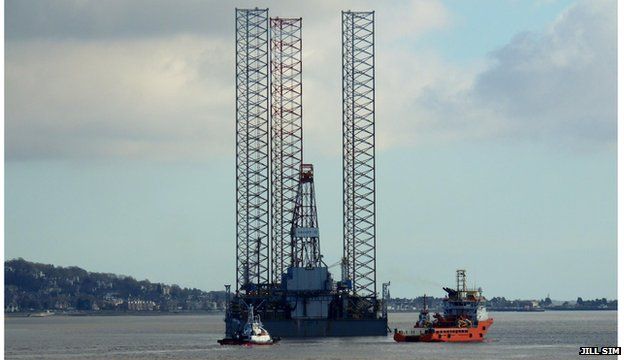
[393,270,493,342]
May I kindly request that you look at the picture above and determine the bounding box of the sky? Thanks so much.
[5,0,616,300]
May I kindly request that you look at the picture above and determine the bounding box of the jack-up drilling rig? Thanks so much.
[225,8,386,338]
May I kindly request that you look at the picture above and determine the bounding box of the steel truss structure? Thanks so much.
[235,8,271,291]
[269,17,303,283]
[290,164,322,268]
[341,11,376,299]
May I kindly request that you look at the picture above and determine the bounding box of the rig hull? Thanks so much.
[224,266,389,338]
[263,318,388,337]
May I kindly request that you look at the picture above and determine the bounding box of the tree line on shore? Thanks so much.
[5,258,226,312]
[4,258,617,313]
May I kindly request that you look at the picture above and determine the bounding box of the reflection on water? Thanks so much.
[4,311,617,360]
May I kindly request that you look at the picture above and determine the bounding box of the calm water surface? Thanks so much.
[5,311,617,359]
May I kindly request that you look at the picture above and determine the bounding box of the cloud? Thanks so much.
[474,0,616,145]
[5,0,448,41]
[6,36,233,161]
[5,0,232,40]
[5,0,614,162]
[6,0,452,161]
[383,0,616,149]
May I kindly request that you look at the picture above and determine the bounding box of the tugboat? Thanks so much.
[393,270,494,343]
[218,304,280,345]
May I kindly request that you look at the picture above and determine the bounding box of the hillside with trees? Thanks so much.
[5,258,226,313]
[5,258,615,314]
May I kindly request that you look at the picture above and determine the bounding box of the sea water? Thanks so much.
[4,311,617,359]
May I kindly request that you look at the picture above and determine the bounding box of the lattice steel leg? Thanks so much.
[342,11,376,300]
[235,8,270,291]
[269,17,303,283]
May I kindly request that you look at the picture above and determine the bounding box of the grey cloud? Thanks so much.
[6,0,449,161]
[6,0,439,42]
[9,0,611,162]
[473,0,616,144]
[403,0,616,148]
[5,0,391,41]
[5,37,234,161]
[6,0,231,40]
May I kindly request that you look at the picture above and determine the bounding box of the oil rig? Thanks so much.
[224,8,388,337]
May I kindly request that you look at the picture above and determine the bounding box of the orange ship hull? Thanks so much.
[394,318,493,343]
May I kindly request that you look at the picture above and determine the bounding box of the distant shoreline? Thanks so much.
[389,308,616,313]
[6,309,617,317]
[5,310,226,317]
